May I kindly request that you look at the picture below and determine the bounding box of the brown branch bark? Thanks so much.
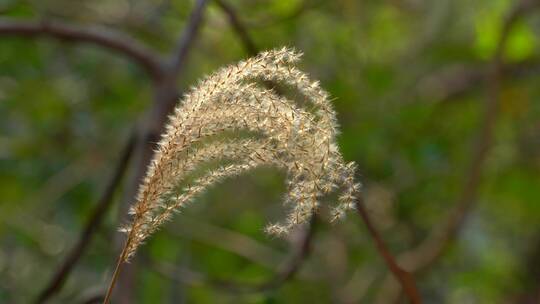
[416,57,540,103]
[169,0,209,75]
[356,199,422,304]
[215,0,287,96]
[376,1,540,302]
[34,132,136,304]
[0,18,164,78]
[233,0,312,29]
[214,0,258,56]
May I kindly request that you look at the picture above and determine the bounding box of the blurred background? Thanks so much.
[1,0,540,303]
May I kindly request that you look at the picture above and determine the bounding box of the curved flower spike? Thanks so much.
[120,47,360,262]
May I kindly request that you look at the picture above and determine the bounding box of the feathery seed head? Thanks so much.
[121,48,359,261]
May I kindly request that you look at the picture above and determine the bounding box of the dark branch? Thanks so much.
[214,0,258,56]
[416,57,540,103]
[0,18,164,78]
[215,0,289,95]
[355,199,422,304]
[376,1,540,302]
[169,0,209,75]
[35,132,137,304]
[260,218,315,289]
[400,0,539,274]
[236,0,312,29]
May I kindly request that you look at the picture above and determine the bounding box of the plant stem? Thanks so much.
[103,236,131,304]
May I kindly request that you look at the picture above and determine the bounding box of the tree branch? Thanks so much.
[215,0,287,95]
[0,18,164,78]
[355,199,422,304]
[169,0,209,75]
[214,0,258,56]
[416,57,540,103]
[35,132,136,304]
[376,1,540,302]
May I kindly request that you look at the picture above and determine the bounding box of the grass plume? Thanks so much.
[103,47,360,303]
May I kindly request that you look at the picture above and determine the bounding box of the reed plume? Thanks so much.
[104,47,360,303]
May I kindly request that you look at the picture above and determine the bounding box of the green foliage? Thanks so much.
[1,0,539,303]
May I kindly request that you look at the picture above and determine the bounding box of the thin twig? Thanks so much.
[238,0,312,29]
[35,133,136,304]
[416,57,540,103]
[215,0,287,96]
[214,0,258,56]
[0,18,164,78]
[355,199,422,304]
[376,1,540,302]
[169,0,209,75]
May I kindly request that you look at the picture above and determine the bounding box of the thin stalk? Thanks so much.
[102,234,132,304]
